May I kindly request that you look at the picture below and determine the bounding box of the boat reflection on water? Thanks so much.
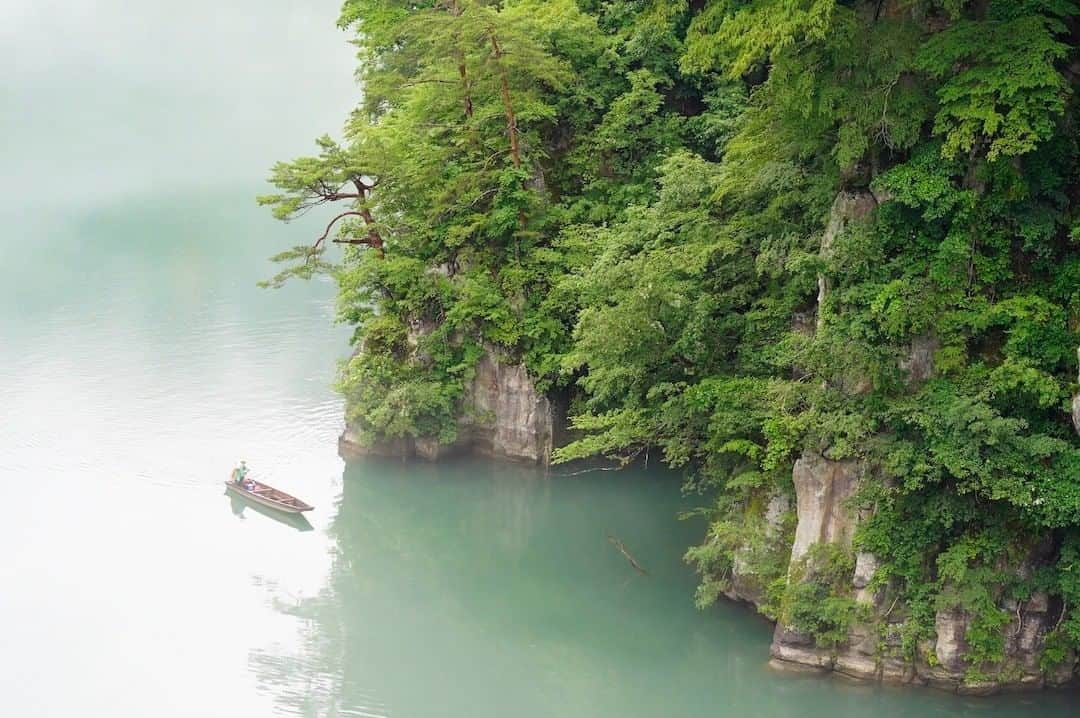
[227,491,314,532]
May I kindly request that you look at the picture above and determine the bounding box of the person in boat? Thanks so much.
[234,460,248,485]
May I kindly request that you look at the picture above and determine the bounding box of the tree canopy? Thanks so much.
[264,0,1080,675]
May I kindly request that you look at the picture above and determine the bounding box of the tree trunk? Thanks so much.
[489,32,522,169]
[450,1,474,119]
[346,180,385,255]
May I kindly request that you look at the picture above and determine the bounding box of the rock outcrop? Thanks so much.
[340,346,563,465]
[816,192,878,333]
[788,452,862,563]
[760,448,1079,693]
[1072,346,1079,436]
[769,451,866,672]
[751,191,1080,692]
[909,590,1076,694]
[464,352,560,463]
[724,492,793,607]
[900,334,938,385]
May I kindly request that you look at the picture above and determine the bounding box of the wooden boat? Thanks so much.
[224,475,314,514]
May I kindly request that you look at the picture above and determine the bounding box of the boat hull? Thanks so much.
[224,480,313,514]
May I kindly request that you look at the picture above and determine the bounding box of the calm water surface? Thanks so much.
[1,3,1076,717]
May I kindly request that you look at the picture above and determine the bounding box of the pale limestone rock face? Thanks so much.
[880,633,920,686]
[769,451,864,672]
[853,551,882,606]
[834,653,878,681]
[834,623,880,680]
[768,449,1077,691]
[464,351,556,463]
[773,193,878,675]
[743,415,1076,691]
[725,492,792,607]
[764,493,791,536]
[762,196,1078,691]
[1072,347,1080,435]
[770,625,833,670]
[900,334,938,384]
[934,609,968,673]
[789,451,863,564]
[1012,612,1045,673]
[340,345,561,465]
[339,426,411,459]
[905,585,1074,692]
[816,192,878,333]
[997,590,1054,686]
[820,192,878,256]
[852,552,880,590]
[725,551,760,606]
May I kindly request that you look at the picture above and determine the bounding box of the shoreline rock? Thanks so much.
[339,348,564,465]
[755,448,1079,693]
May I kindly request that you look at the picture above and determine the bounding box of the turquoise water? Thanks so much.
[1,2,1075,716]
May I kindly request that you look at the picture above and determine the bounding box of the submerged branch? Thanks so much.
[553,465,625,477]
[607,534,648,576]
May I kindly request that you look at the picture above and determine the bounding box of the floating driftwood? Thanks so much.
[607,533,648,575]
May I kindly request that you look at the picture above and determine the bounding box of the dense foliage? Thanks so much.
[264,0,1080,676]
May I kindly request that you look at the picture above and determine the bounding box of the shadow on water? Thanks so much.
[247,457,1080,718]
[226,491,314,533]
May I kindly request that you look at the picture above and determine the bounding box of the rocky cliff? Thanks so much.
[723,192,1080,693]
[756,449,1078,693]
[340,346,562,465]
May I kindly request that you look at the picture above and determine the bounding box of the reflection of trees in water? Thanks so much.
[247,644,347,718]
[246,533,354,717]
[242,459,559,716]
[244,458,715,718]
[246,456,1080,718]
